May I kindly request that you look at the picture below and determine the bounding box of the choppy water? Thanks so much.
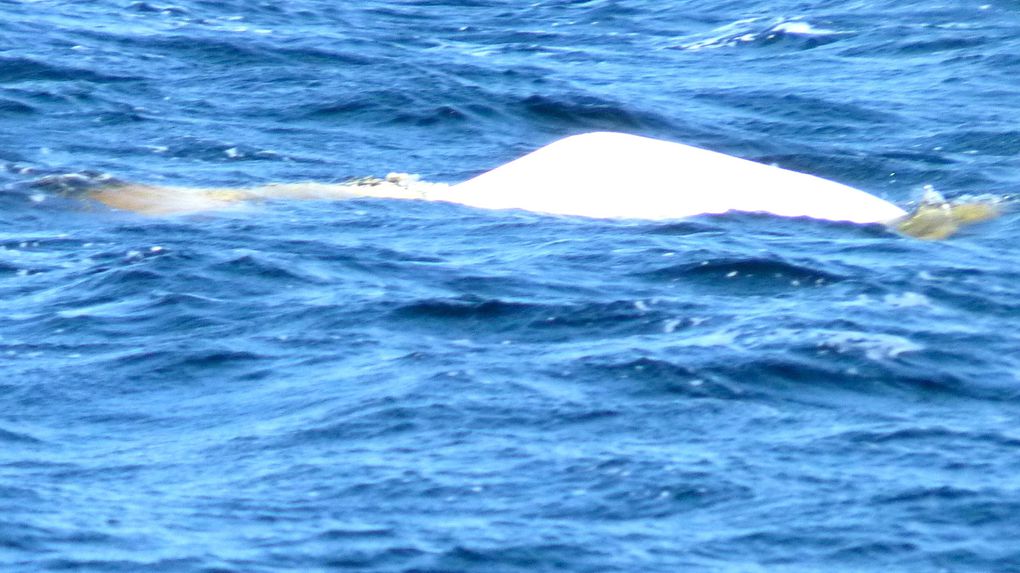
[2,1,1020,571]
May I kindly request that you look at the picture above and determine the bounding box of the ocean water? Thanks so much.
[2,0,1020,571]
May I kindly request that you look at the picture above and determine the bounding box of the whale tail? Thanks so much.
[85,174,438,215]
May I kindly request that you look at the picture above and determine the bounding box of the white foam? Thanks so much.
[680,17,846,51]
[882,292,933,309]
[768,21,840,37]
[820,331,922,361]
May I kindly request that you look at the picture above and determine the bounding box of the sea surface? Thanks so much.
[2,1,1020,571]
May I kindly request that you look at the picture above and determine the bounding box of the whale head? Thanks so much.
[895,187,1000,240]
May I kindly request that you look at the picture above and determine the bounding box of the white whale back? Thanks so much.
[443,132,907,224]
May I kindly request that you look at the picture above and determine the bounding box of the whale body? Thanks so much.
[97,130,1007,236]
[442,131,908,224]
[88,131,999,238]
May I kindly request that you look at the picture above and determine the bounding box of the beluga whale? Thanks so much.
[88,131,997,239]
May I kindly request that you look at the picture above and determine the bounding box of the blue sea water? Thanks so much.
[2,0,1020,571]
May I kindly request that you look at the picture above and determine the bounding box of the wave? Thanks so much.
[0,98,35,115]
[518,94,677,132]
[391,296,675,342]
[0,56,139,84]
[640,256,844,292]
[0,427,45,445]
